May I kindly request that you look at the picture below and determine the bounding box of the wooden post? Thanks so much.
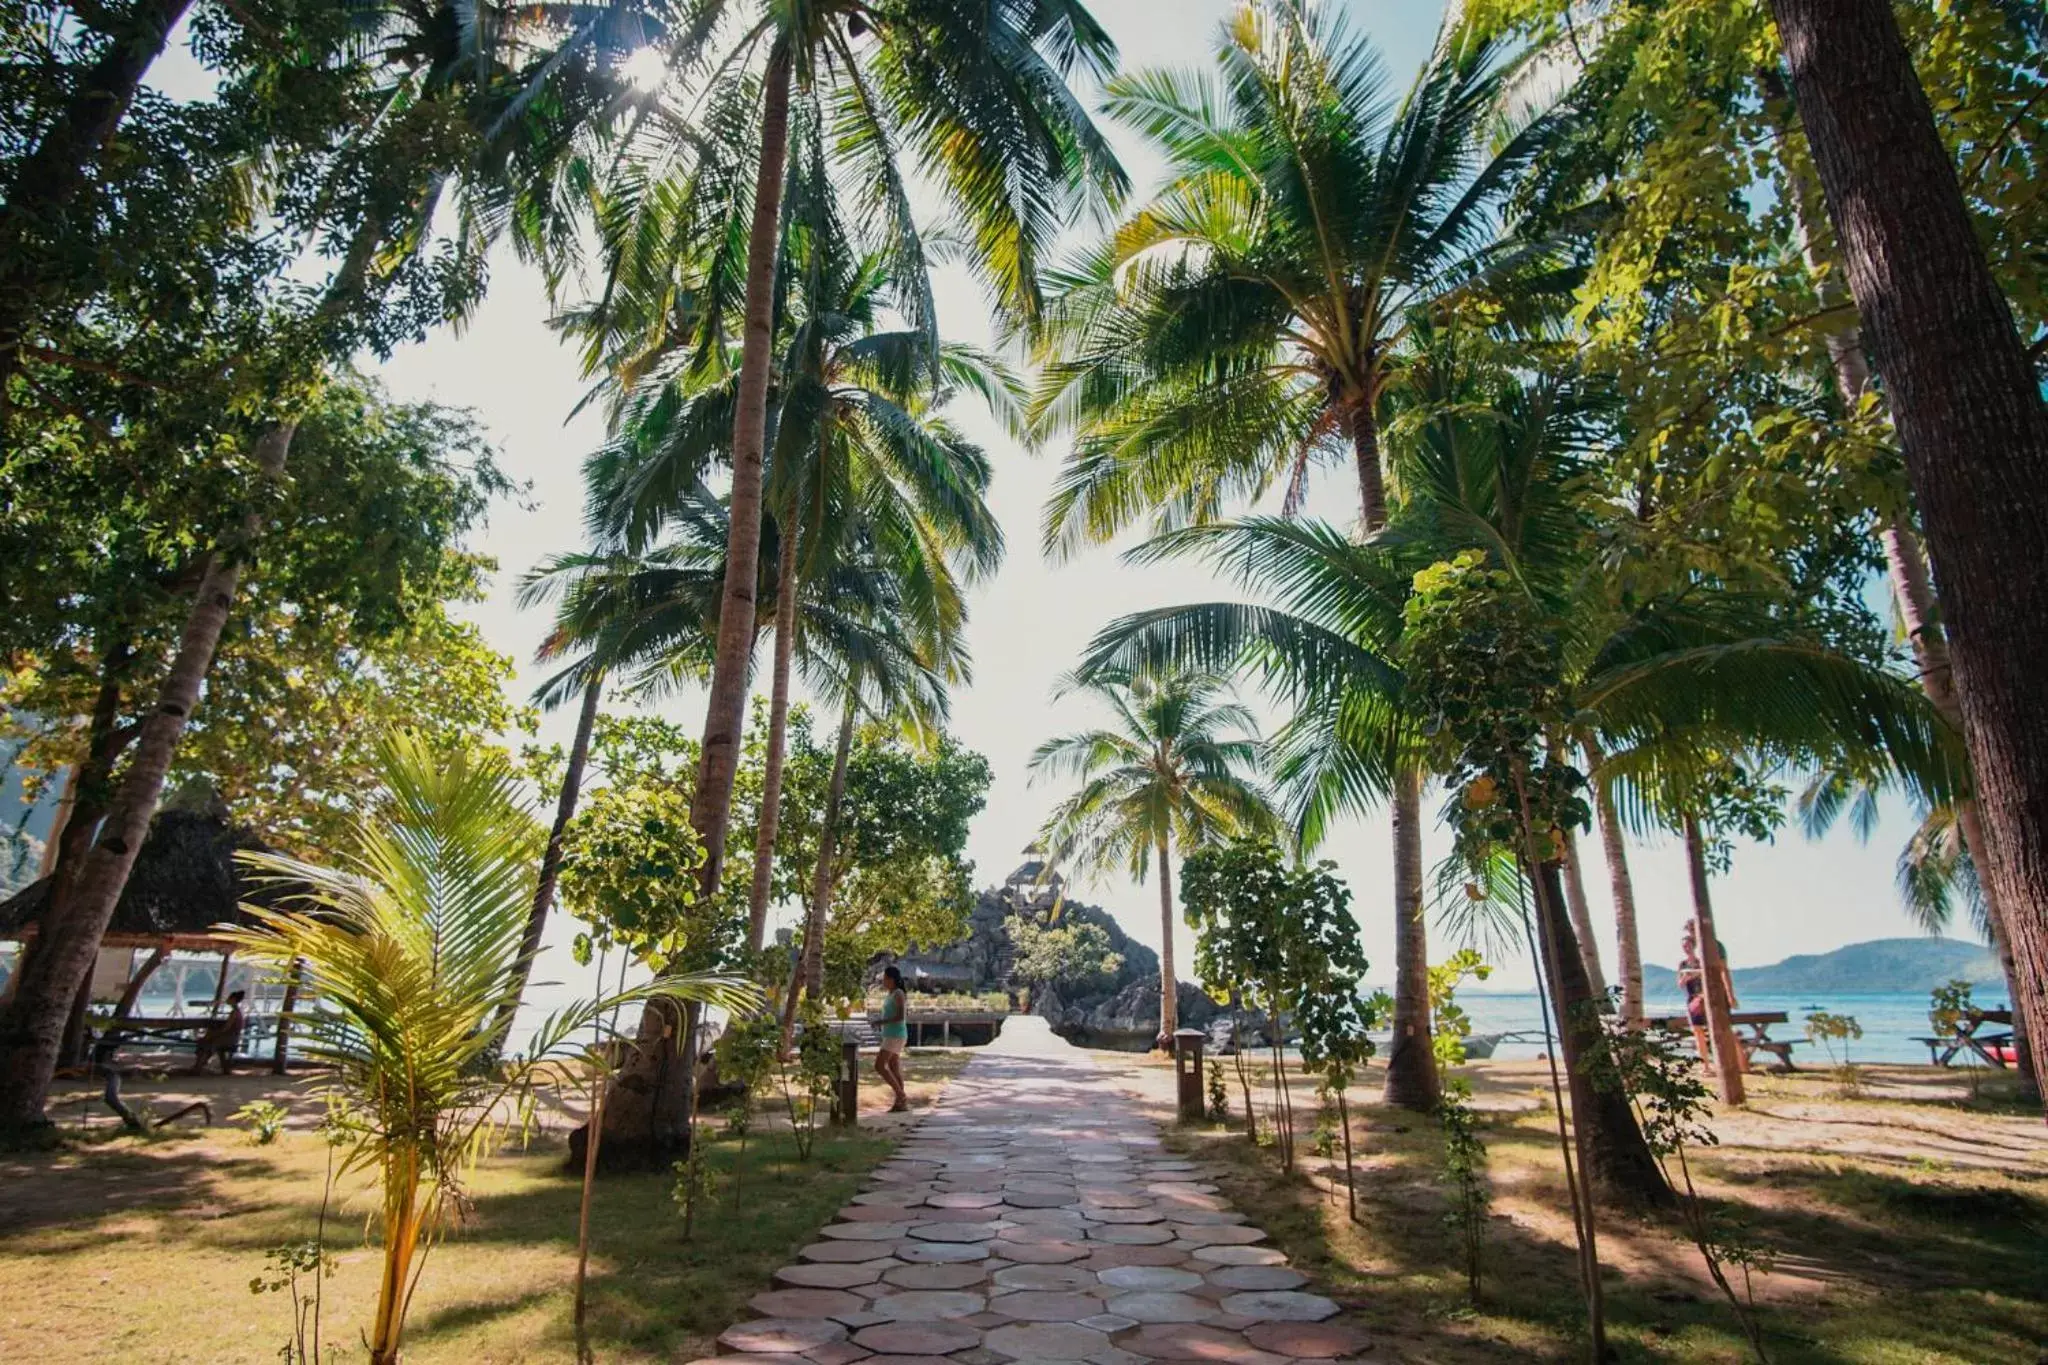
[1173,1029,1206,1122]
[272,958,304,1075]
[835,1039,859,1126]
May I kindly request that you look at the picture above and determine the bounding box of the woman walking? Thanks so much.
[876,965,910,1113]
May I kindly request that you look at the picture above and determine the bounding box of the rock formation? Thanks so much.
[892,851,1218,1051]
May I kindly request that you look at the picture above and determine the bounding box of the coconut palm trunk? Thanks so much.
[1583,737,1645,1022]
[493,673,603,1048]
[0,424,291,1130]
[748,522,802,952]
[1383,767,1438,1108]
[1769,0,2048,1107]
[1559,825,1610,1003]
[1770,86,2039,1100]
[1357,401,1438,1110]
[0,0,193,414]
[689,36,794,899]
[1530,856,1671,1208]
[1349,398,1390,532]
[369,1146,426,1365]
[1155,832,1178,1045]
[1682,817,1748,1105]
[781,693,855,1055]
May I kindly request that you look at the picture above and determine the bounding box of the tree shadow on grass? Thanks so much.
[405,1286,564,1343]
[1171,1096,2048,1365]
[0,1138,284,1243]
[402,1129,901,1360]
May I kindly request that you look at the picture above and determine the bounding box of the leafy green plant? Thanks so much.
[249,1241,337,1365]
[1429,950,1494,1070]
[673,1131,714,1240]
[1206,1059,1230,1125]
[1436,1079,1490,1305]
[251,1117,345,1365]
[1184,838,1372,1216]
[781,1006,843,1162]
[1805,1011,1865,1093]
[1928,980,1972,1042]
[226,734,756,1365]
[234,1100,290,1146]
[1310,1076,1341,1159]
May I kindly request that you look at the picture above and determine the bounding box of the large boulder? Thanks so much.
[1035,975,1219,1051]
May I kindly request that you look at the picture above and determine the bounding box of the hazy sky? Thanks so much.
[318,1,1939,992]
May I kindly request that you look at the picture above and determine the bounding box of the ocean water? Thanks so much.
[1456,989,2015,1065]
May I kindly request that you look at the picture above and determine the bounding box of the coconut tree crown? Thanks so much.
[1029,0,1558,554]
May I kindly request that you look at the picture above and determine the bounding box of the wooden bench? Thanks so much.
[96,1015,248,1072]
[1641,1010,1809,1073]
[1914,1008,2015,1068]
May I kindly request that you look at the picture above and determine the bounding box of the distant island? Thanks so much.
[1639,936,2003,996]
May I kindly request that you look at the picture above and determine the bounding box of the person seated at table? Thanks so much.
[190,990,246,1075]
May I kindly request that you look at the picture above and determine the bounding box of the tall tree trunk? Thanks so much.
[0,425,292,1131]
[36,763,82,878]
[1770,78,2038,1101]
[0,0,194,411]
[748,521,801,952]
[1155,832,1178,1047]
[780,695,855,1056]
[1356,404,1436,1109]
[491,674,602,1051]
[1583,737,1645,1022]
[577,997,691,1173]
[1682,817,1748,1105]
[1770,0,2048,1108]
[1956,801,2038,1095]
[6,639,137,1011]
[1559,825,1610,1004]
[688,37,794,898]
[1382,767,1439,1108]
[1531,858,1671,1209]
[1348,399,1389,531]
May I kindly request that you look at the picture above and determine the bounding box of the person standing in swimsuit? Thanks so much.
[1677,928,1711,1060]
[876,966,910,1113]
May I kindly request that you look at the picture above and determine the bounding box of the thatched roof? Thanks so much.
[0,809,312,948]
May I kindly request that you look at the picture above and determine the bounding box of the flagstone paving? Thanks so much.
[692,1017,1370,1365]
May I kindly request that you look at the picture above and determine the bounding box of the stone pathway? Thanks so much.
[695,1017,1370,1365]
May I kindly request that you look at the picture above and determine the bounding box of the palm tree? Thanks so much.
[592,0,1124,909]
[585,194,1013,951]
[775,523,969,1053]
[224,732,754,1365]
[1027,0,1553,1108]
[1081,357,1956,1197]
[1030,668,1278,1045]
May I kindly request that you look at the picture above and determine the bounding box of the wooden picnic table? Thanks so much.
[1913,1008,2015,1068]
[1642,1009,1808,1073]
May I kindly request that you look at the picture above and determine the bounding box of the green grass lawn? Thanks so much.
[0,1049,969,1363]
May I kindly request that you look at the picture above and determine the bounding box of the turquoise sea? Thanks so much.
[1457,989,2014,1065]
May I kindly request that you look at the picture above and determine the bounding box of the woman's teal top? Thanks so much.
[879,988,908,1040]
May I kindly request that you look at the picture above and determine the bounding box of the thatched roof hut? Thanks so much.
[0,808,310,951]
